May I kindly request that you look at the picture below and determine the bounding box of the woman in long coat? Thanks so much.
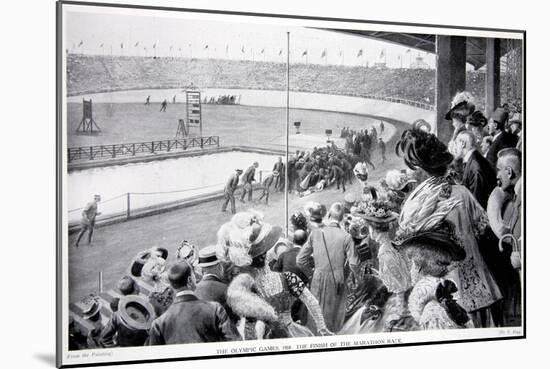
[395,128,502,327]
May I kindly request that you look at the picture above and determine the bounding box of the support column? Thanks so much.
[435,35,466,144]
[485,38,501,118]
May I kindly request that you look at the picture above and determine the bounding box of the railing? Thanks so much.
[67,136,220,163]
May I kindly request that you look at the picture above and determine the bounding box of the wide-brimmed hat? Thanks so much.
[176,240,197,263]
[81,295,102,320]
[248,224,283,259]
[445,91,476,120]
[304,202,327,222]
[352,200,397,225]
[384,170,417,191]
[197,245,220,267]
[392,221,466,262]
[118,295,156,331]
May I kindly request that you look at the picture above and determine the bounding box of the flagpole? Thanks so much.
[285,31,290,237]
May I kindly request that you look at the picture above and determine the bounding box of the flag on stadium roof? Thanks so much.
[302,50,308,56]
[406,48,411,53]
[379,49,385,59]
[241,46,245,53]
[99,43,104,48]
[204,44,209,49]
[134,41,139,47]
[153,43,156,49]
[260,49,265,54]
[321,49,326,58]
[357,49,363,57]
[78,40,83,47]
[278,49,282,56]
[120,43,124,49]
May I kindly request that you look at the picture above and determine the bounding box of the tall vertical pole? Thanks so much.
[285,32,290,237]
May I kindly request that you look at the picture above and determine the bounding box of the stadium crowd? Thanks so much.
[69,90,523,350]
[66,55,499,106]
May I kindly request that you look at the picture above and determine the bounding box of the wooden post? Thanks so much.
[132,143,136,156]
[112,144,116,158]
[485,38,501,118]
[435,35,466,144]
[126,192,131,220]
[90,146,93,160]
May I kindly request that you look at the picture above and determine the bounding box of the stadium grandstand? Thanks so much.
[67,54,492,109]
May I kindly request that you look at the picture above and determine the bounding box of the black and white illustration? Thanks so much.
[57,1,525,366]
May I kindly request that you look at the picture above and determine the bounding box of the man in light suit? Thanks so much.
[148,261,238,345]
[296,202,359,332]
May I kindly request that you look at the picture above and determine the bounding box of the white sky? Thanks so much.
[65,11,437,68]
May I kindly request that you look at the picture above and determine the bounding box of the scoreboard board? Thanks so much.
[186,91,202,127]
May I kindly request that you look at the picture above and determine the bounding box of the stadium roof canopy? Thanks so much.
[321,29,515,70]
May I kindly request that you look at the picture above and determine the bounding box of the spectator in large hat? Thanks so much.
[297,202,359,332]
[221,168,243,214]
[100,294,155,348]
[396,128,502,327]
[382,169,417,209]
[361,200,410,296]
[80,294,104,348]
[393,221,472,330]
[454,130,497,209]
[223,217,332,338]
[486,108,518,168]
[148,260,238,345]
[445,91,476,156]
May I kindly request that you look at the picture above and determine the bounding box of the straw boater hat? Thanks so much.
[197,245,220,268]
[445,91,476,120]
[117,295,156,331]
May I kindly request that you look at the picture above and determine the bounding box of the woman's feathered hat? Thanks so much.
[392,220,466,262]
[466,110,488,128]
[395,128,454,173]
[445,91,476,120]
